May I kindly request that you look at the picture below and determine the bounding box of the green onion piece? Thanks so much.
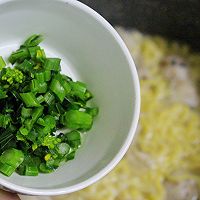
[20,92,41,107]
[0,162,15,176]
[55,103,65,115]
[17,59,34,72]
[24,156,39,176]
[16,163,25,175]
[62,110,93,130]
[32,107,44,122]
[66,151,76,161]
[70,81,93,101]
[35,70,51,83]
[70,140,81,149]
[31,79,47,93]
[9,48,30,64]
[50,77,66,102]
[86,107,99,117]
[66,130,81,149]
[44,91,55,105]
[62,74,72,82]
[0,56,6,70]
[43,115,56,129]
[36,49,46,62]
[34,71,44,82]
[62,80,71,94]
[21,107,32,118]
[66,130,81,141]
[22,34,43,47]
[43,70,51,81]
[56,143,70,156]
[54,74,71,94]
[25,164,38,176]
[70,81,87,100]
[46,158,61,169]
[28,46,41,59]
[84,90,93,101]
[34,72,45,83]
[0,148,24,176]
[39,163,53,173]
[17,155,39,176]
[66,131,81,149]
[44,58,61,71]
[24,107,43,131]
[67,102,82,110]
[37,95,45,103]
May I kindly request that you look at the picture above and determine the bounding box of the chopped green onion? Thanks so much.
[22,34,43,47]
[56,143,70,156]
[86,107,99,117]
[9,48,30,64]
[50,77,66,102]
[17,155,39,176]
[25,164,38,176]
[44,91,55,105]
[17,59,34,72]
[70,81,87,100]
[36,49,46,62]
[21,107,32,118]
[39,163,53,173]
[55,103,65,114]
[20,92,41,107]
[43,115,56,129]
[66,151,76,161]
[0,162,15,177]
[32,107,44,122]
[35,70,51,82]
[28,46,41,59]
[84,90,93,101]
[0,148,24,176]
[62,80,71,94]
[66,131,81,149]
[44,58,61,71]
[31,79,47,93]
[37,95,45,103]
[62,110,93,130]
[0,56,6,70]
[0,34,98,177]
[66,130,81,141]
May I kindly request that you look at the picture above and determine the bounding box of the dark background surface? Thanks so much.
[80,0,200,51]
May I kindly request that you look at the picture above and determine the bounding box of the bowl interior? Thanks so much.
[0,0,139,195]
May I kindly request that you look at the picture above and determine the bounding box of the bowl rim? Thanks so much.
[0,0,140,196]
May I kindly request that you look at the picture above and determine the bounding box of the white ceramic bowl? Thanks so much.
[0,0,140,196]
